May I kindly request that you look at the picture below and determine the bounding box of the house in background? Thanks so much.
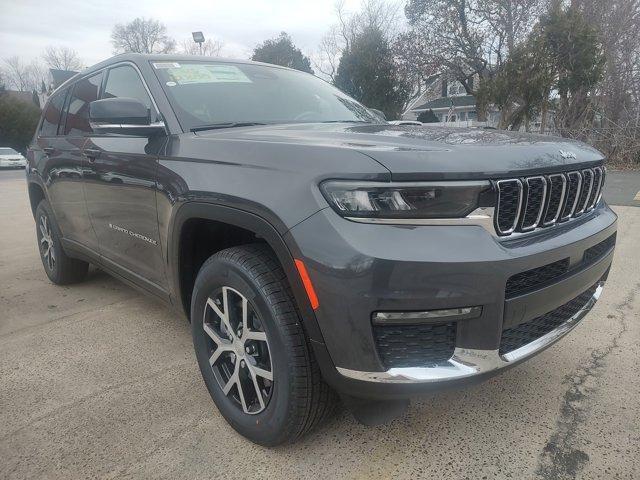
[402,75,500,127]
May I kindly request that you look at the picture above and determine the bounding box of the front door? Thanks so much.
[82,64,167,291]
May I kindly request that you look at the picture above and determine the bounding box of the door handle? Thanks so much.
[83,148,101,161]
[43,147,54,156]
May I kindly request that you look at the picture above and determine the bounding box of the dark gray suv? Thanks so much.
[26,54,617,445]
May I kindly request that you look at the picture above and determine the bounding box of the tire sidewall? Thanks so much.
[191,255,297,446]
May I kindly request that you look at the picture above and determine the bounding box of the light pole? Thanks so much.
[192,31,205,55]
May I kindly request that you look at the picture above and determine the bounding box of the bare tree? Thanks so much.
[316,0,403,82]
[42,46,84,71]
[2,56,45,92]
[180,38,225,56]
[111,18,176,54]
[400,0,546,120]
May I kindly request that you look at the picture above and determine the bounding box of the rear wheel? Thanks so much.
[35,199,89,284]
[191,244,336,445]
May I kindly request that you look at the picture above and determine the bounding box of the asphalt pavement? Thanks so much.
[0,168,638,479]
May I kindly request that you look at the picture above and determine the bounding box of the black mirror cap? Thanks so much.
[89,97,150,125]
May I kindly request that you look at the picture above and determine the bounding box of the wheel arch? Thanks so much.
[27,180,47,218]
[168,202,326,344]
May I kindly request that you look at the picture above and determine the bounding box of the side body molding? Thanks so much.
[167,202,326,345]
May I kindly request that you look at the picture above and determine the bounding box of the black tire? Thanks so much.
[191,243,336,446]
[35,199,89,285]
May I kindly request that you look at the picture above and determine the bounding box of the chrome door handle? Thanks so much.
[43,147,54,156]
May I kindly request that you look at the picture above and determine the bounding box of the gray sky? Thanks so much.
[0,0,367,66]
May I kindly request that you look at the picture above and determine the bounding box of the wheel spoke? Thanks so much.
[245,330,267,342]
[40,236,47,245]
[237,374,249,413]
[203,321,231,347]
[222,368,238,396]
[39,221,47,239]
[206,297,234,341]
[249,363,273,381]
[241,297,248,333]
[247,366,266,410]
[208,345,232,367]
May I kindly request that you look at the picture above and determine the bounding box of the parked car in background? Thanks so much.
[26,54,617,446]
[0,147,27,168]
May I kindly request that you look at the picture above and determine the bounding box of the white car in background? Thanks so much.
[0,148,27,168]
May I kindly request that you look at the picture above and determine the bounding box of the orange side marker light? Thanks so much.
[294,259,320,310]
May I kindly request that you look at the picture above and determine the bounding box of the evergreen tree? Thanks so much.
[251,32,313,74]
[334,26,410,120]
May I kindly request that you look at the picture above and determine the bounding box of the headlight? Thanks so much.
[320,180,492,219]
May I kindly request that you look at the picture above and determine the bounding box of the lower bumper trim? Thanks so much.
[336,282,603,384]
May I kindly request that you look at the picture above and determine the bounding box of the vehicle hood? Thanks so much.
[195,123,604,180]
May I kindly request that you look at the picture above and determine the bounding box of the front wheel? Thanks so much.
[190,244,336,446]
[35,199,89,284]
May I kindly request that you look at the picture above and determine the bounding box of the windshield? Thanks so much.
[152,61,379,131]
[0,148,19,155]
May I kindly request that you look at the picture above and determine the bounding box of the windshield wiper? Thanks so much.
[191,122,267,132]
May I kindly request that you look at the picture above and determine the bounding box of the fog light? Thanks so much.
[372,306,482,325]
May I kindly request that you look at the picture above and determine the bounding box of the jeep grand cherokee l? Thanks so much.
[26,54,617,446]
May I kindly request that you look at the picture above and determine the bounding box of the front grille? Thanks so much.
[505,258,570,298]
[584,233,616,264]
[495,166,605,236]
[373,322,456,368]
[499,282,599,355]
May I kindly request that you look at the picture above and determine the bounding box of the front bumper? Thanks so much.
[336,282,602,384]
[286,201,616,398]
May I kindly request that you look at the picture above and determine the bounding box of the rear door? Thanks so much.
[82,63,167,290]
[34,86,99,252]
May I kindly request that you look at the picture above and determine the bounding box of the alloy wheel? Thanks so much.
[203,286,273,414]
[39,214,56,271]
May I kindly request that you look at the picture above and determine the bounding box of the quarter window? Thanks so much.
[64,72,102,136]
[39,91,66,136]
[103,65,153,111]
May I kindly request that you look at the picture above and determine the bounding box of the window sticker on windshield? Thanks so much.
[166,64,252,84]
[153,62,181,69]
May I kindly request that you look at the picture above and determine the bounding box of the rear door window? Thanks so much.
[39,91,66,137]
[63,72,103,136]
[103,65,153,111]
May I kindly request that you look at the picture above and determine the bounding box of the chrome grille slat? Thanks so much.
[575,169,594,216]
[495,179,524,235]
[560,171,582,221]
[542,174,566,226]
[493,166,605,237]
[588,167,603,210]
[520,176,547,231]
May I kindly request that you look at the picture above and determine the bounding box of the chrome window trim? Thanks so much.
[57,60,166,135]
[542,173,567,226]
[520,176,547,232]
[336,283,603,384]
[560,171,583,221]
[495,179,523,236]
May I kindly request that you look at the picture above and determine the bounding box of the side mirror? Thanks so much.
[89,97,165,136]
